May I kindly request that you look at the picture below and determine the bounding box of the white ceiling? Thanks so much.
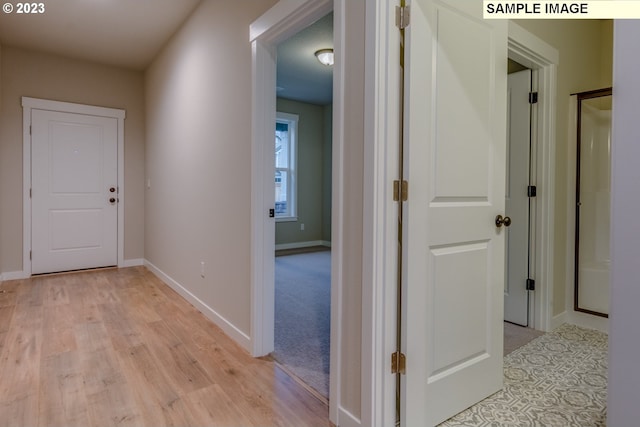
[0,1,333,104]
[277,12,333,106]
[0,0,202,70]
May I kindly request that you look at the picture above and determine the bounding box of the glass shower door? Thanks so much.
[575,88,612,317]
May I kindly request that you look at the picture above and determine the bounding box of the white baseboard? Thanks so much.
[336,407,361,427]
[143,260,252,352]
[0,271,29,282]
[275,240,331,251]
[121,258,144,268]
[551,309,609,334]
[550,311,567,331]
[567,310,609,334]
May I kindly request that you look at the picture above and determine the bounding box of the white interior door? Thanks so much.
[402,1,507,425]
[31,109,118,274]
[504,69,532,326]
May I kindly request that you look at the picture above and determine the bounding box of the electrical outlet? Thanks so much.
[300,223,305,231]
[200,261,205,278]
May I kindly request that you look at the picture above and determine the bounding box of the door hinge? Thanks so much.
[391,351,406,375]
[30,250,32,261]
[29,188,32,198]
[529,92,539,104]
[526,278,535,291]
[527,185,537,197]
[30,125,32,135]
[395,5,410,29]
[393,180,408,202]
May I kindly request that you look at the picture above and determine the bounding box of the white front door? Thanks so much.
[31,109,118,274]
[505,69,532,326]
[402,0,507,425]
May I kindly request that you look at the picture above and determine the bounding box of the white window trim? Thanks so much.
[275,111,299,222]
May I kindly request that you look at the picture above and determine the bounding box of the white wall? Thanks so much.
[608,20,640,427]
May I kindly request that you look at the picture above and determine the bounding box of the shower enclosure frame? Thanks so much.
[574,87,612,318]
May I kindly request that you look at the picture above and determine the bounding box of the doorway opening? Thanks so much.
[272,11,334,400]
[507,23,559,333]
[250,1,346,422]
[503,59,544,352]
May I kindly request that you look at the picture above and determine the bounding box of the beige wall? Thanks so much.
[275,97,329,246]
[513,20,613,317]
[145,0,364,418]
[0,46,145,274]
[144,0,277,337]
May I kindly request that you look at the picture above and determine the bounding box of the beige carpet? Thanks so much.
[273,250,331,398]
[504,322,545,356]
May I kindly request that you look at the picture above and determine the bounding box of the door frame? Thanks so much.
[371,15,559,427]
[22,97,126,276]
[249,0,348,423]
[507,22,559,331]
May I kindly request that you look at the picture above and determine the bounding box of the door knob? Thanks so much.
[109,198,116,204]
[109,187,116,193]
[495,215,512,228]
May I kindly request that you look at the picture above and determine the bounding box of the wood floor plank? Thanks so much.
[65,275,103,324]
[81,346,142,427]
[42,276,71,306]
[38,351,89,427]
[0,268,330,427]
[183,383,257,426]
[0,304,16,329]
[0,301,43,427]
[117,343,196,427]
[98,303,144,353]
[41,304,77,357]
[143,320,214,394]
[0,394,39,427]
[0,281,20,308]
[118,287,162,324]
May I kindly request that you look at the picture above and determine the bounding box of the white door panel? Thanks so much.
[403,0,507,425]
[505,69,532,326]
[32,109,118,274]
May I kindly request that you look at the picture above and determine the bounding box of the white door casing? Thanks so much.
[250,1,352,425]
[31,110,118,274]
[402,1,507,425]
[504,69,532,326]
[23,97,126,276]
[508,22,558,332]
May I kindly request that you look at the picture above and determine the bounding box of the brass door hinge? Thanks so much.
[391,351,406,375]
[393,180,408,202]
[396,5,410,30]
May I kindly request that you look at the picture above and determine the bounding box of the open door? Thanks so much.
[402,1,508,425]
[505,69,532,326]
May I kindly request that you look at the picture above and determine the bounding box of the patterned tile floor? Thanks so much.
[440,324,608,427]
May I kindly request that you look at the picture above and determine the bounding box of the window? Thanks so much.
[275,112,298,221]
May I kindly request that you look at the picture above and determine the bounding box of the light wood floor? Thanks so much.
[0,267,331,427]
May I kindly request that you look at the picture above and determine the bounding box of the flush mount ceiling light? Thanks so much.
[314,49,334,66]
